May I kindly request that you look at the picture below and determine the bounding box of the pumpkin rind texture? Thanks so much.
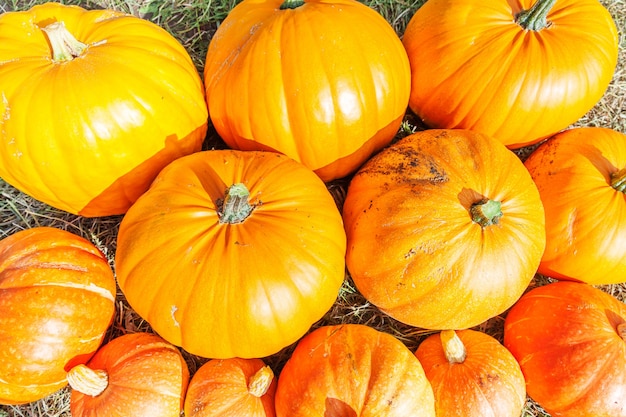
[69,332,190,417]
[524,127,626,284]
[184,358,276,417]
[0,3,208,216]
[0,227,116,405]
[115,150,347,359]
[504,281,626,417]
[402,0,619,148]
[415,329,526,417]
[342,129,546,329]
[275,324,436,417]
[203,0,411,182]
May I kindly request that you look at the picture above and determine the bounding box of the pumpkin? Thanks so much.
[0,3,208,216]
[184,358,276,417]
[523,127,626,284]
[415,329,526,417]
[402,0,619,148]
[115,150,346,359]
[203,0,411,182]
[0,227,116,405]
[274,324,436,416]
[342,129,546,329]
[68,332,189,417]
[504,281,626,416]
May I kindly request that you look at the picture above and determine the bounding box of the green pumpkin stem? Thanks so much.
[280,0,305,9]
[41,21,87,62]
[610,168,626,193]
[441,330,467,364]
[470,198,503,227]
[515,0,557,31]
[248,365,274,397]
[218,183,254,224]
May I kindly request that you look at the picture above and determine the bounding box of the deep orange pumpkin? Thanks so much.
[0,227,116,405]
[415,330,526,417]
[0,3,207,216]
[523,127,626,284]
[115,150,346,359]
[343,129,546,329]
[504,281,626,416]
[68,332,189,417]
[203,0,411,182]
[402,0,619,148]
[184,358,276,417]
[275,324,436,416]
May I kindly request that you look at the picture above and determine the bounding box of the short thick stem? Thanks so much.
[248,365,274,397]
[67,364,108,397]
[515,0,557,31]
[280,0,305,9]
[610,168,626,193]
[441,330,467,364]
[218,183,253,224]
[41,21,87,62]
[470,198,503,227]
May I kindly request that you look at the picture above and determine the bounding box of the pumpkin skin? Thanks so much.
[504,281,626,416]
[184,358,276,417]
[0,3,208,216]
[69,332,189,417]
[343,129,546,329]
[0,227,116,405]
[115,150,346,359]
[275,324,436,417]
[402,0,619,148]
[523,127,626,284]
[203,0,411,182]
[415,329,526,417]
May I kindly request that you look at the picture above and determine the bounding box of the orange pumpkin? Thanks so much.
[275,324,436,416]
[504,281,626,416]
[343,129,546,329]
[0,3,207,216]
[415,330,526,417]
[402,0,619,148]
[0,227,116,405]
[185,358,276,417]
[203,0,411,182]
[524,127,626,284]
[115,150,346,359]
[68,332,189,417]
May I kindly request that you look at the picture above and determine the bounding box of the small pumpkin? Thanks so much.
[415,329,526,417]
[342,129,546,329]
[523,127,626,284]
[402,0,619,148]
[275,324,436,417]
[203,0,411,181]
[68,332,189,417]
[184,358,276,417]
[115,150,346,359]
[0,227,116,405]
[0,3,208,216]
[504,281,626,416]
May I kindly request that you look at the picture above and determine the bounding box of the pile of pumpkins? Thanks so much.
[0,0,625,416]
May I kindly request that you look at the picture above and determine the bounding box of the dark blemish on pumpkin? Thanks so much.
[477,373,500,388]
[405,248,416,258]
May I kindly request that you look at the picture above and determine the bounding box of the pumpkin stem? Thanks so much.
[41,21,87,62]
[67,364,108,397]
[610,168,626,193]
[248,365,274,397]
[218,183,254,224]
[515,0,556,31]
[618,323,626,341]
[280,0,305,9]
[440,330,467,364]
[470,198,503,227]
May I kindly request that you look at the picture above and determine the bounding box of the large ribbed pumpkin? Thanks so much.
[402,0,619,148]
[0,227,116,405]
[0,3,208,216]
[343,129,546,329]
[115,150,346,359]
[203,0,411,182]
